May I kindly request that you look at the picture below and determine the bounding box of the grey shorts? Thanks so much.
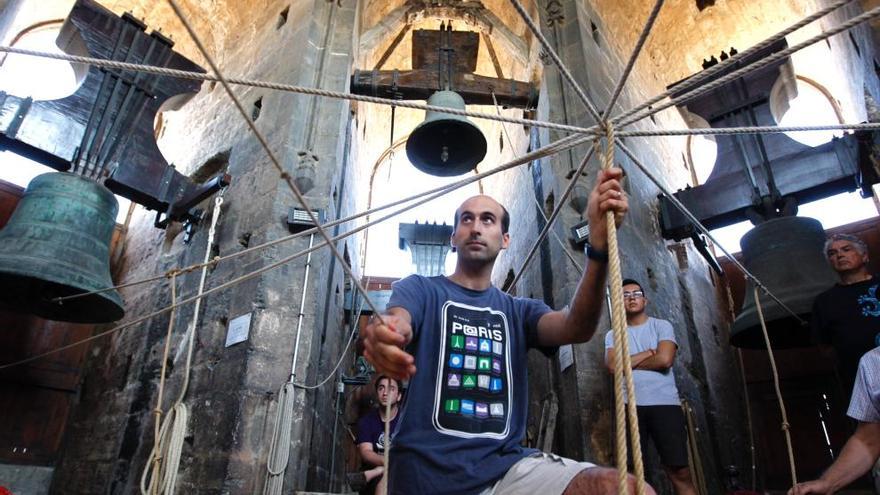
[479,452,597,495]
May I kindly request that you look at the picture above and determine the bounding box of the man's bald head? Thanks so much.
[454,195,511,234]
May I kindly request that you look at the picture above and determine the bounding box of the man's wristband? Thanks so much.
[586,244,609,263]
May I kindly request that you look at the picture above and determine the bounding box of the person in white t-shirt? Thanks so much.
[605,279,696,495]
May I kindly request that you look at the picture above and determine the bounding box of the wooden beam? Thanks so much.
[351,69,537,109]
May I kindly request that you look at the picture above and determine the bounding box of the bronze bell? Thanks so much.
[406,90,487,177]
[730,216,838,348]
[0,172,124,323]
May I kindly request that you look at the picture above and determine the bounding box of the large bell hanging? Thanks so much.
[730,216,838,348]
[0,172,124,323]
[406,90,487,177]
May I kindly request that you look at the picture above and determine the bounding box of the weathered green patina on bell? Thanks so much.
[0,172,124,323]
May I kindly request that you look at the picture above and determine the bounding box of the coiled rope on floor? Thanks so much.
[140,190,223,494]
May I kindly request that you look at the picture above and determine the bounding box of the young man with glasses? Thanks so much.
[604,279,696,495]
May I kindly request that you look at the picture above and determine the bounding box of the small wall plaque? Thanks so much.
[225,312,252,347]
[558,344,574,372]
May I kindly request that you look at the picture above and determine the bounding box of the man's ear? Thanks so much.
[450,235,457,253]
[501,232,511,249]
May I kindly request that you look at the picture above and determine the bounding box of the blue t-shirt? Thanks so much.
[604,317,680,406]
[385,275,553,495]
[356,409,400,455]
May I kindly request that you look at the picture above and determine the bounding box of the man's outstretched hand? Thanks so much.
[362,309,416,381]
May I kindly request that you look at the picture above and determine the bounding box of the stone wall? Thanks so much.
[51,0,360,493]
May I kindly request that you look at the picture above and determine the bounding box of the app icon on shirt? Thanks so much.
[449,353,463,369]
[475,403,489,418]
[490,377,503,393]
[447,373,461,388]
[464,355,477,370]
[450,334,465,349]
[465,337,479,352]
[478,374,491,390]
[462,374,477,389]
[461,400,475,415]
[477,357,491,371]
[492,358,502,375]
[479,339,492,353]
[490,403,505,417]
[492,341,503,355]
[444,399,460,414]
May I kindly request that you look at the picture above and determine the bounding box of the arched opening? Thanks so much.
[0,21,81,100]
[0,21,131,224]
[683,111,717,185]
[769,75,844,147]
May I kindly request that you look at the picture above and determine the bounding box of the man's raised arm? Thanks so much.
[537,167,628,346]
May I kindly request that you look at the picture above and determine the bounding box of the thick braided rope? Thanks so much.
[753,286,797,486]
[603,124,646,494]
[0,45,599,138]
[141,271,177,495]
[617,4,880,128]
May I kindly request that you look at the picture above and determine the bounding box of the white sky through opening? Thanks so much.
[0,25,132,224]
[364,154,480,278]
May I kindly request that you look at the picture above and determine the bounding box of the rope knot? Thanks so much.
[280,171,291,181]
[165,268,181,278]
[781,421,791,431]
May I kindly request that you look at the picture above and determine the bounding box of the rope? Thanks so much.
[603,0,665,116]
[611,0,855,126]
[753,286,797,486]
[490,90,584,273]
[144,271,177,495]
[140,190,223,494]
[51,133,588,305]
[617,5,880,128]
[682,400,708,495]
[736,348,758,490]
[615,141,806,324]
[0,46,600,138]
[165,0,386,325]
[264,382,295,494]
[381,397,392,495]
[602,125,646,495]
[616,122,880,137]
[507,0,603,124]
[505,147,594,293]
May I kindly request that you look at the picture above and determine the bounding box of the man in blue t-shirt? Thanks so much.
[604,279,696,495]
[363,168,655,494]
